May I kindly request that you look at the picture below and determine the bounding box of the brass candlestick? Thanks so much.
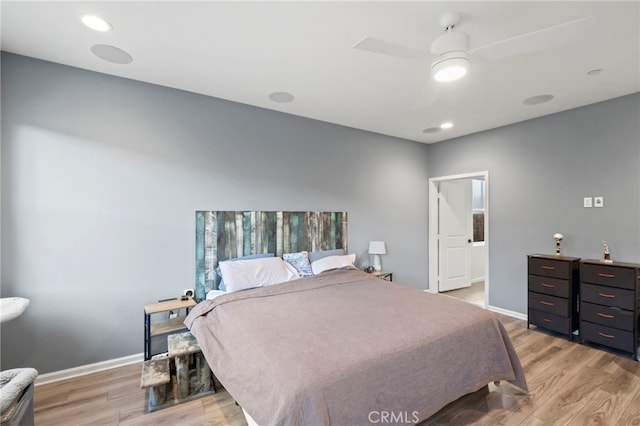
[602,240,613,264]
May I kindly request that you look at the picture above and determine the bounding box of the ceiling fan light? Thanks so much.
[432,56,469,82]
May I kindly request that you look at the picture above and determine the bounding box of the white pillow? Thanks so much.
[219,257,300,293]
[206,289,226,300]
[311,254,356,275]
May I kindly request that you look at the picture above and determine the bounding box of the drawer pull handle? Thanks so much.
[597,332,615,339]
[539,301,554,306]
[540,266,555,270]
[541,283,555,288]
[543,318,553,323]
[597,312,615,319]
[597,292,615,298]
[598,273,615,278]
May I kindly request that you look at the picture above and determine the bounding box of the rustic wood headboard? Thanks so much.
[195,211,348,300]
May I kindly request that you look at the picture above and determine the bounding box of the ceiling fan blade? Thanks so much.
[470,15,596,60]
[352,36,428,59]
[414,82,441,109]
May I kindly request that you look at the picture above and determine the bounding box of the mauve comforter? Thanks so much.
[185,269,527,425]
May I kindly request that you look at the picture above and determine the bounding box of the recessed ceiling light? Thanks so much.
[82,15,112,32]
[269,92,295,103]
[523,94,554,106]
[440,121,453,129]
[422,127,441,134]
[587,68,603,76]
[90,45,133,64]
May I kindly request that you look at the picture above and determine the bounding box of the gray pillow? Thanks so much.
[308,248,346,263]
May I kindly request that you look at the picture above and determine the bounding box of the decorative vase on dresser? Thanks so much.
[527,254,580,340]
[579,259,640,361]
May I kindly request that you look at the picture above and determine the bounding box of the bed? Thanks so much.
[188,210,527,425]
[186,269,527,425]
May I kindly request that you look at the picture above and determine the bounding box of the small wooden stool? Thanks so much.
[140,357,170,410]
[167,331,213,399]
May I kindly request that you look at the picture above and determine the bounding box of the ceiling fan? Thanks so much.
[353,11,596,106]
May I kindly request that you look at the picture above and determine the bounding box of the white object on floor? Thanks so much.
[242,408,258,426]
[0,368,38,417]
[0,298,30,323]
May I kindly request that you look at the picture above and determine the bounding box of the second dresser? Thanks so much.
[528,254,580,339]
[580,259,640,360]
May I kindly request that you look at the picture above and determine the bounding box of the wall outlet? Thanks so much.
[583,197,593,208]
[594,196,604,208]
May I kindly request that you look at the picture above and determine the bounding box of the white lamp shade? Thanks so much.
[368,241,386,255]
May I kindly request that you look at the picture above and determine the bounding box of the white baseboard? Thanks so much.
[35,353,143,386]
[424,287,527,321]
[488,305,527,321]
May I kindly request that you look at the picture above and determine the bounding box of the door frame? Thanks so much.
[428,171,489,307]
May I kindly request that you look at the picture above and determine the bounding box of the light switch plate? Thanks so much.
[583,197,593,208]
[594,196,604,207]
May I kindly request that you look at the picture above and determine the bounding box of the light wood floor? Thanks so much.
[441,281,485,307]
[34,314,640,425]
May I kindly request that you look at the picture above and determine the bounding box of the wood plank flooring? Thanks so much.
[34,314,640,425]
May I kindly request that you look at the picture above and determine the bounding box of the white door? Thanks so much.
[438,180,473,292]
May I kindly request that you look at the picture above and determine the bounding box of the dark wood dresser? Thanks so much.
[580,259,640,360]
[527,254,580,339]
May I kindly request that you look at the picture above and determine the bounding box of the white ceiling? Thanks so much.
[2,1,639,144]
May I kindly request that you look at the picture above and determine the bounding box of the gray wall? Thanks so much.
[3,51,638,375]
[1,53,429,374]
[427,93,640,314]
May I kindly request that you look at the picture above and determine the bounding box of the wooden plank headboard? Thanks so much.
[195,211,348,300]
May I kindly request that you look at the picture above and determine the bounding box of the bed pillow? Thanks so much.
[308,248,346,263]
[311,253,356,275]
[283,251,313,277]
[219,257,300,293]
[205,289,226,300]
[216,253,274,291]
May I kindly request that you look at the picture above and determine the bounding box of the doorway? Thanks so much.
[428,171,488,308]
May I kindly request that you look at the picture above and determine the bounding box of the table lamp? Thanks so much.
[368,241,386,271]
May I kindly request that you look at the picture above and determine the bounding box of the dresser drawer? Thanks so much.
[581,283,635,310]
[528,257,571,279]
[581,302,634,331]
[581,263,637,290]
[528,292,569,316]
[528,275,570,298]
[581,321,636,353]
[528,309,571,334]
